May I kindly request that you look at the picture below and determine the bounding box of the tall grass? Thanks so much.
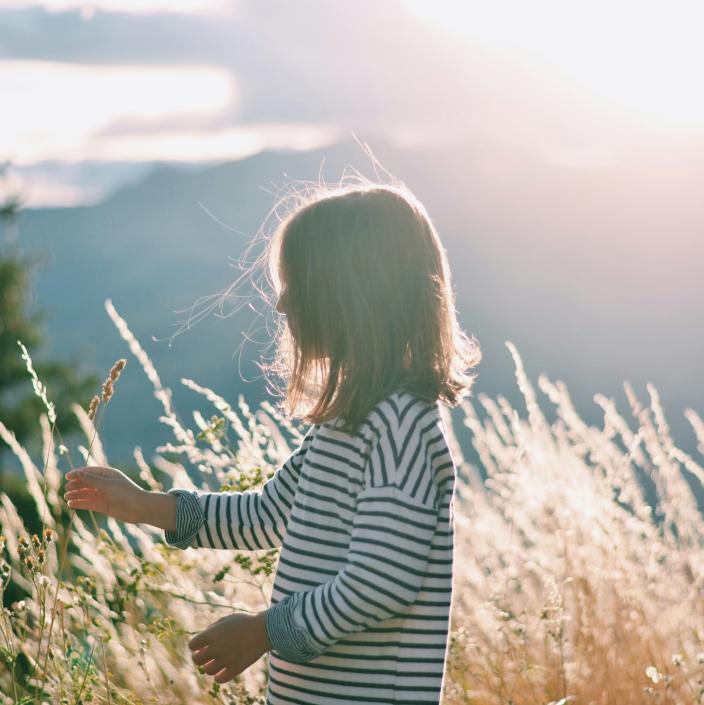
[1,301,703,704]
[443,343,704,705]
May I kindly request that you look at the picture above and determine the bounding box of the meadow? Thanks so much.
[1,298,703,704]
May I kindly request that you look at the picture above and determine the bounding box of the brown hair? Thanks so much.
[261,174,481,436]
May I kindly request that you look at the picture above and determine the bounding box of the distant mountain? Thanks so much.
[7,135,703,477]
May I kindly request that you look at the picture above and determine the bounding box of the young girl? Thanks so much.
[64,178,481,704]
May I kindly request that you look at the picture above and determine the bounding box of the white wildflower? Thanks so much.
[645,666,662,683]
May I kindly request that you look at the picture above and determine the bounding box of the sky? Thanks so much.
[2,0,704,206]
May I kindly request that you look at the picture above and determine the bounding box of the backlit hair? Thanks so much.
[262,175,481,436]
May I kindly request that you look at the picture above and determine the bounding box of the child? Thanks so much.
[64,178,481,704]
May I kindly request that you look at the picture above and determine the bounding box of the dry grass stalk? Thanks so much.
[1,315,703,704]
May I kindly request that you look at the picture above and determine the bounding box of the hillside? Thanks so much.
[8,135,703,471]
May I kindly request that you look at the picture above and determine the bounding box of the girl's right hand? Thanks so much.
[64,465,147,525]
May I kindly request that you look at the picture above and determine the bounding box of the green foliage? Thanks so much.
[0,166,100,463]
[233,550,279,578]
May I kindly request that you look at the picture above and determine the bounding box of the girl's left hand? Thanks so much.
[189,610,271,683]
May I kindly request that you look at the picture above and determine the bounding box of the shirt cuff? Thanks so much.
[264,593,324,663]
[163,488,204,550]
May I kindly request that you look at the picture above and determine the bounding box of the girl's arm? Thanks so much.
[163,424,317,551]
[263,409,443,662]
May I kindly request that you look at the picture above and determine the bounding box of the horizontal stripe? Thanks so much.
[271,660,444,690]
[165,389,456,705]
[268,669,442,704]
[163,488,205,549]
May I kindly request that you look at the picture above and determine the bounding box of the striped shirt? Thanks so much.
[164,389,457,704]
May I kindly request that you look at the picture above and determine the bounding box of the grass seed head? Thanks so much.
[87,394,100,420]
[102,378,114,403]
[17,339,57,423]
[97,359,127,406]
[110,358,127,382]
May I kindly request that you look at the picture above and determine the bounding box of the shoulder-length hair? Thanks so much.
[262,175,481,436]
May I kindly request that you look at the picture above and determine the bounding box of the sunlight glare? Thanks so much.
[0,61,236,165]
[406,0,704,133]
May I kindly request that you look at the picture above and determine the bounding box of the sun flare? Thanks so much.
[407,0,704,133]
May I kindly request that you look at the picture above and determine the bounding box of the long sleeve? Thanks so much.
[264,402,441,662]
[163,424,317,551]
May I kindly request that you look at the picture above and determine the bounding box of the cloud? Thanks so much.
[1,0,236,17]
[0,0,640,145]
[0,5,237,63]
[0,60,238,165]
[0,0,674,208]
[0,2,497,156]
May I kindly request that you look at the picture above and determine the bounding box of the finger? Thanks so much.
[191,647,214,666]
[188,630,210,651]
[65,470,86,484]
[64,478,93,491]
[66,498,99,510]
[71,472,107,490]
[213,667,234,684]
[64,489,100,500]
[63,485,100,497]
[66,467,95,480]
[203,659,224,676]
[65,476,102,488]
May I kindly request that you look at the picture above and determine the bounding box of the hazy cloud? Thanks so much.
[0,1,571,132]
[1,0,684,205]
